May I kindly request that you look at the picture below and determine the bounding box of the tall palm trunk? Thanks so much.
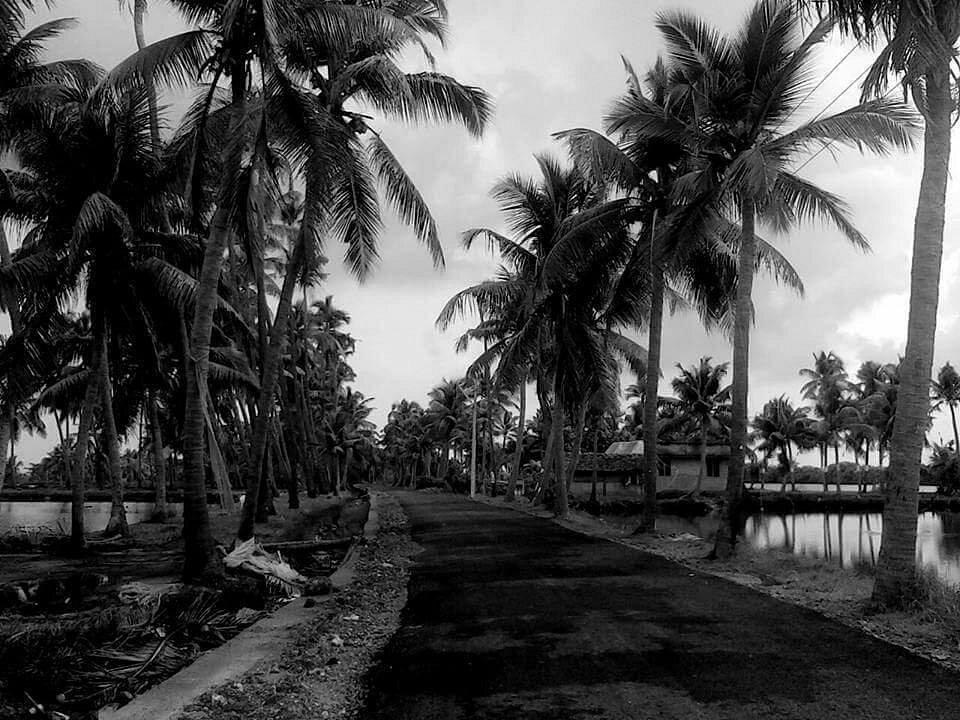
[507,384,525,501]
[950,403,960,461]
[875,68,952,606]
[131,1,160,146]
[344,446,354,492]
[696,424,707,495]
[70,367,100,550]
[639,260,665,532]
[589,425,599,504]
[0,223,21,491]
[566,400,589,492]
[713,197,757,559]
[237,241,304,540]
[149,392,168,519]
[100,333,129,538]
[181,66,247,581]
[0,420,9,496]
[551,371,568,517]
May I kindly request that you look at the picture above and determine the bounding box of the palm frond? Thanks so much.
[99,30,215,97]
[363,72,493,138]
[767,170,869,250]
[366,131,442,268]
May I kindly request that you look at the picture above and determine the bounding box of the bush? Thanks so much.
[904,566,960,626]
[784,465,825,488]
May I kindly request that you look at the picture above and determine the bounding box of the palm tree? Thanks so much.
[108,0,490,576]
[440,156,645,516]
[932,362,960,463]
[0,3,95,501]
[557,52,806,532]
[2,61,200,540]
[800,0,960,609]
[800,351,851,469]
[427,378,468,481]
[750,396,814,477]
[669,357,731,495]
[640,0,917,558]
[227,1,492,542]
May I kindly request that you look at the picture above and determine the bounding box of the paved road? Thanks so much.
[362,493,960,719]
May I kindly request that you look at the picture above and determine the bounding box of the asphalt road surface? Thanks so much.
[362,492,960,719]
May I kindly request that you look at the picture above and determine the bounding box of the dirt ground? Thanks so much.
[483,495,960,675]
[179,492,417,720]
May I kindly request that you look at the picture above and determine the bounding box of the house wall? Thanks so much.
[570,458,728,498]
[659,458,727,492]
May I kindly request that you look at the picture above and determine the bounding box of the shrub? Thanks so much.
[784,465,825,488]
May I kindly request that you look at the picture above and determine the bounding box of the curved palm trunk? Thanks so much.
[100,333,129,538]
[638,261,665,532]
[507,385,526,501]
[149,393,168,519]
[713,198,757,559]
[874,69,951,607]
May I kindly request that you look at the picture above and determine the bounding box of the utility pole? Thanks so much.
[470,377,478,498]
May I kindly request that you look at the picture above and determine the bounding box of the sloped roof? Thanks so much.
[600,441,730,460]
[574,452,644,472]
[606,441,644,455]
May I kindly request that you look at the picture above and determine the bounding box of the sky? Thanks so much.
[11,0,960,463]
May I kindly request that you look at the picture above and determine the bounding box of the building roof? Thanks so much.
[601,441,730,460]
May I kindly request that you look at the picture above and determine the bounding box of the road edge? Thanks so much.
[99,493,381,720]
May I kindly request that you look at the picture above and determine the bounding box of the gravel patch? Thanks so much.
[177,494,417,720]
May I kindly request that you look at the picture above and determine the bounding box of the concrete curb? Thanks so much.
[99,493,381,720]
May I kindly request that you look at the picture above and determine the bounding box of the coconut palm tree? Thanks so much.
[799,0,960,609]
[0,3,97,499]
[439,156,645,516]
[1,61,202,540]
[227,2,492,542]
[800,351,852,468]
[556,55,804,531]
[750,396,814,477]
[668,357,731,495]
[638,0,917,557]
[107,0,491,576]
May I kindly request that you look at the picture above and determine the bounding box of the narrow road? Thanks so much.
[362,492,959,719]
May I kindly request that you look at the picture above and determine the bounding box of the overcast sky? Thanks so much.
[12,0,960,462]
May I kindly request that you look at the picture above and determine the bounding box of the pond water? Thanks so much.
[649,509,960,586]
[0,500,182,535]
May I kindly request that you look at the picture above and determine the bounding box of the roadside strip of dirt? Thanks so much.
[100,494,385,720]
[169,491,416,720]
[477,494,960,675]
